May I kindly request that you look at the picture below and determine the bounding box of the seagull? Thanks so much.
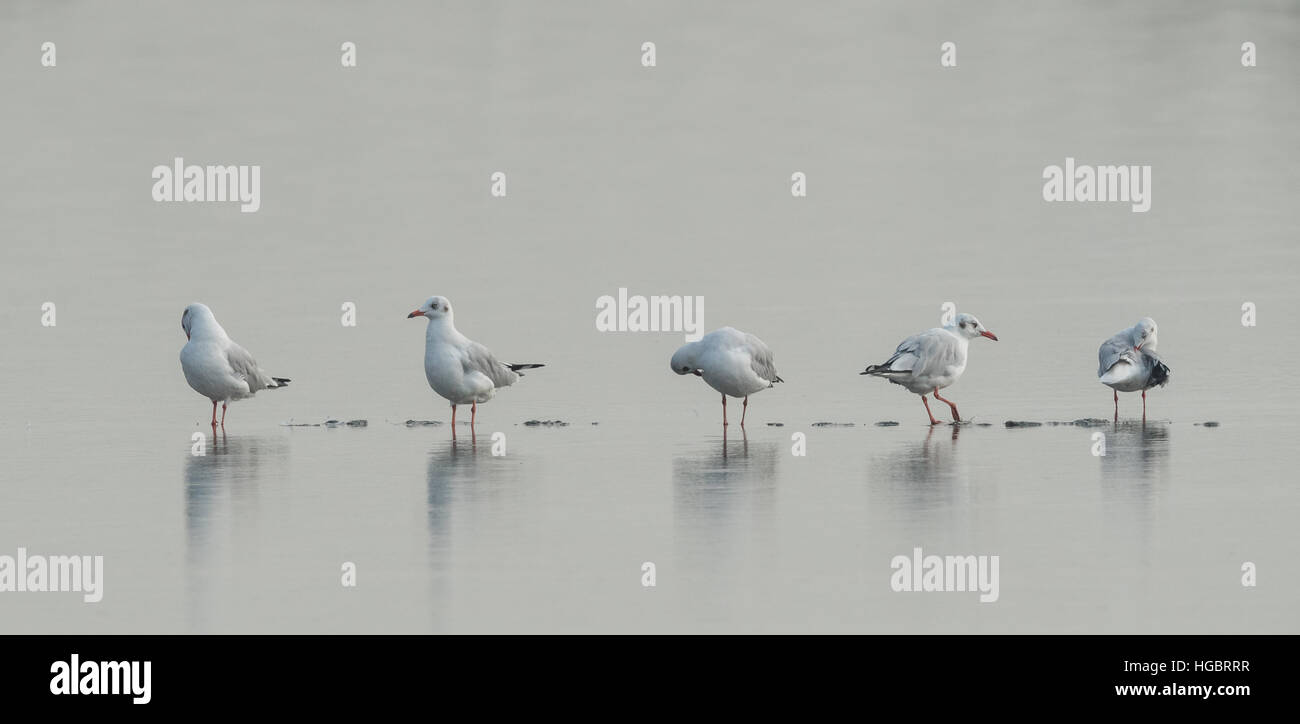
[1098,317,1170,421]
[671,327,782,426]
[407,295,543,434]
[179,303,290,427]
[861,312,998,425]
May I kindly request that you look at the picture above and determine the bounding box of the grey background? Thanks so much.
[0,0,1297,632]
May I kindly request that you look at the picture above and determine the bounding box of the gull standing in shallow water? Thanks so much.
[408,296,543,437]
[861,313,998,425]
[180,303,290,427]
[1098,317,1170,421]
[671,327,783,426]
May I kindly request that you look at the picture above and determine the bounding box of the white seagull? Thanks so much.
[861,312,998,425]
[1098,317,1170,421]
[671,327,783,427]
[180,303,290,427]
[407,295,543,434]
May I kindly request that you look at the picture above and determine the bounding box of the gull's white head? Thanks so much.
[407,296,453,322]
[950,313,998,341]
[181,303,219,341]
[670,343,703,377]
[1133,317,1158,351]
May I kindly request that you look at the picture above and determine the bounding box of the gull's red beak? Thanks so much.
[692,370,703,377]
[1134,343,1143,351]
[980,330,998,341]
[407,310,425,318]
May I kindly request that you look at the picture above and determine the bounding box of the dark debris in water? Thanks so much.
[404,420,444,427]
[1195,421,1221,427]
[811,422,855,427]
[1004,421,1043,428]
[875,421,900,427]
[976,422,993,427]
[523,419,569,427]
[766,422,785,427]
[284,419,368,427]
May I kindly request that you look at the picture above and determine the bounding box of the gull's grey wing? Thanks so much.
[744,333,782,384]
[872,333,923,373]
[879,329,959,374]
[906,329,963,379]
[1097,335,1135,377]
[226,342,274,391]
[463,341,518,389]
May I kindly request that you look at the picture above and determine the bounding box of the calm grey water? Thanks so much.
[1,1,1297,633]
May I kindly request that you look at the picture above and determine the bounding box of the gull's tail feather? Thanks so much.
[507,363,544,376]
[1148,360,1170,388]
[861,364,906,376]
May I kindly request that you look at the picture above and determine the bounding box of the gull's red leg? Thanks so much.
[211,400,218,427]
[932,388,960,422]
[722,393,728,427]
[741,396,748,427]
[1114,389,1119,422]
[471,401,477,427]
[220,402,227,427]
[921,395,940,425]
[1142,389,1147,421]
[451,404,457,438]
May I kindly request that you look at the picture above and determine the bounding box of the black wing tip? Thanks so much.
[862,365,910,377]
[272,377,291,386]
[1149,361,1171,388]
[507,363,544,376]
[773,375,784,384]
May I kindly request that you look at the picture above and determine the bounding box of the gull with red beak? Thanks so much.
[179,303,290,427]
[1098,317,1170,421]
[407,295,543,437]
[860,312,998,425]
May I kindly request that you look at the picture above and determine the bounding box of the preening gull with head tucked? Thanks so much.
[1098,317,1170,421]
[671,327,783,427]
[861,312,998,425]
[180,303,290,427]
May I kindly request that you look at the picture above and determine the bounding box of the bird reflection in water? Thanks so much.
[1098,421,1171,499]
[423,436,527,629]
[426,436,522,558]
[671,429,780,589]
[182,430,288,630]
[672,428,780,498]
[1094,420,1173,584]
[426,438,485,550]
[867,424,974,531]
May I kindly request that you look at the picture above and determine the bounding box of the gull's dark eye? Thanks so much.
[681,366,690,372]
